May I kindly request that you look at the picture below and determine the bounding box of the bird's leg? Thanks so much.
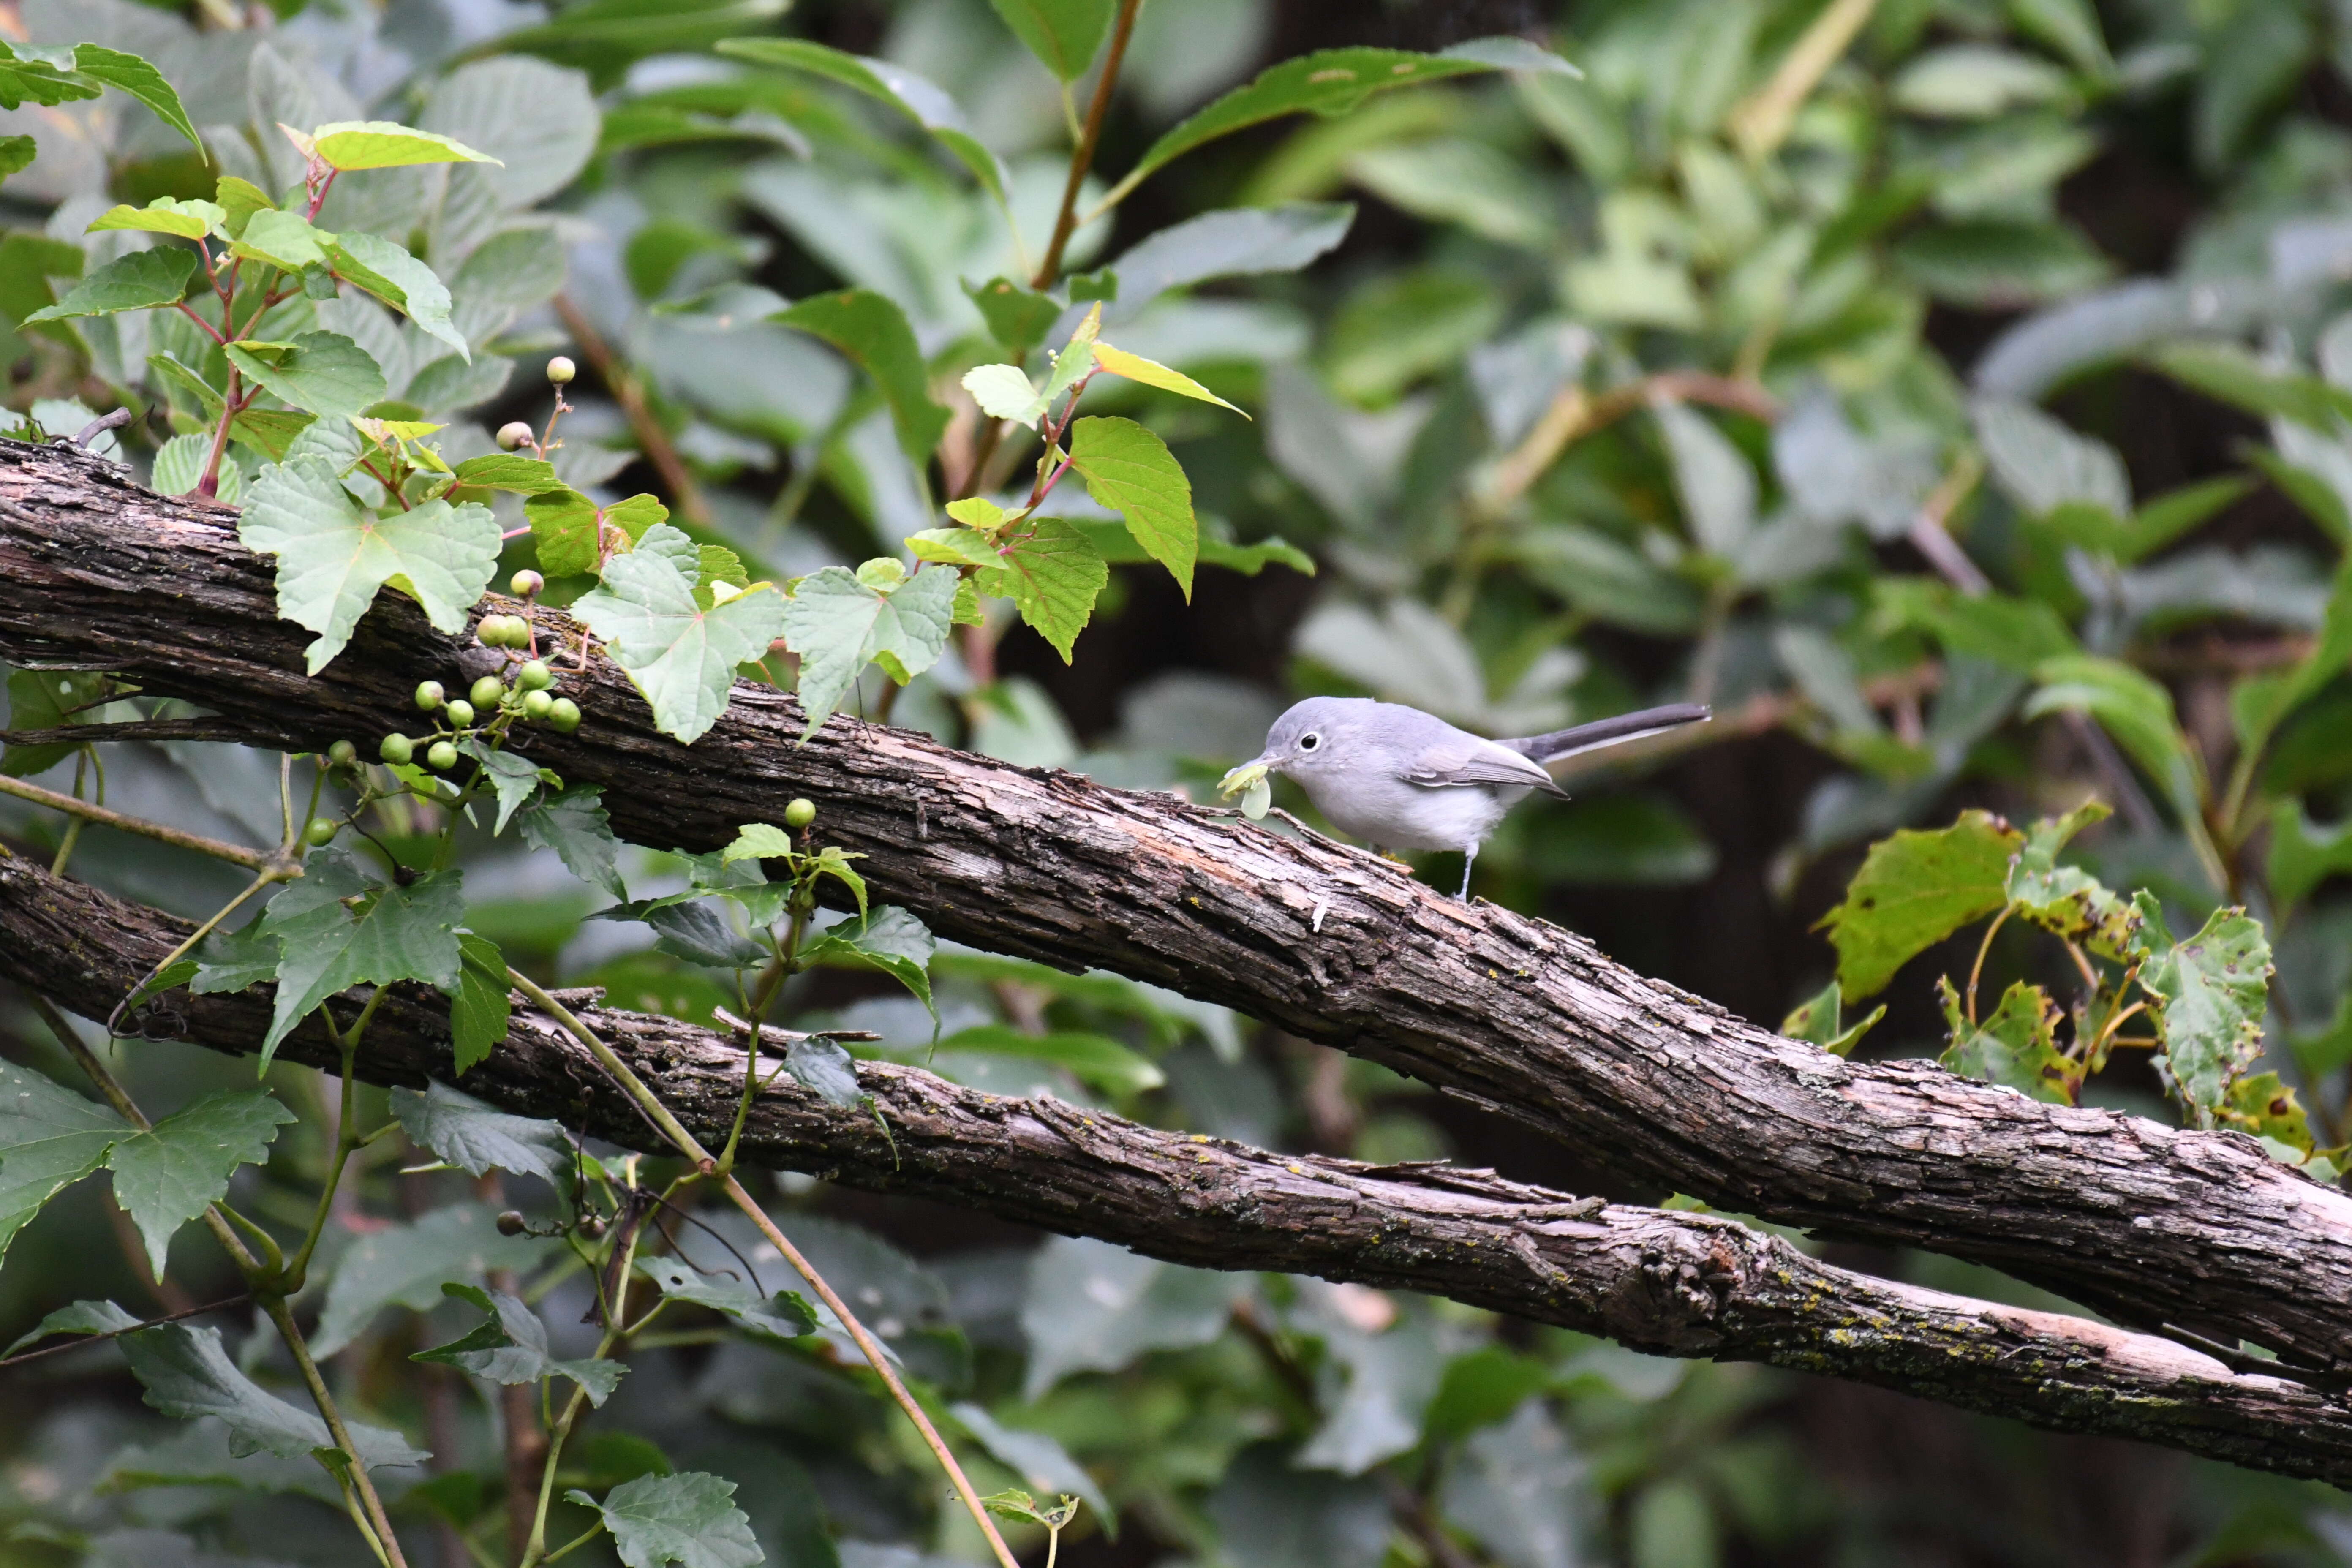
[1457,844,1478,900]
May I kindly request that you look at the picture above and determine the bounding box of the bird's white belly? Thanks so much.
[1297,773,1524,851]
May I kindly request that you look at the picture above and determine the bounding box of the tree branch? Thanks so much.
[5,854,2352,1484]
[0,439,2348,1380]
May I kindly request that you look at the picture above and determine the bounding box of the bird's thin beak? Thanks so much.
[1243,750,1280,775]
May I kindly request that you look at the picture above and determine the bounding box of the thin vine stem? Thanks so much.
[1032,0,1144,289]
[0,769,290,869]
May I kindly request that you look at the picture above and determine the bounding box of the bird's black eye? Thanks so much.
[1298,732,1320,752]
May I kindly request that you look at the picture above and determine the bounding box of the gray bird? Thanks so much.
[1240,697,1711,898]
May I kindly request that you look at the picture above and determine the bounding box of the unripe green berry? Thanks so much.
[470,675,505,709]
[427,740,459,771]
[443,698,475,728]
[414,680,444,710]
[379,733,414,765]
[496,420,535,452]
[547,354,577,385]
[476,616,512,649]
[304,817,338,847]
[510,569,544,599]
[327,739,358,768]
[784,798,817,829]
[522,689,554,721]
[547,697,582,733]
[518,659,553,691]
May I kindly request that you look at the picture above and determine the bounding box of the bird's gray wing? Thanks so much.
[1397,737,1568,796]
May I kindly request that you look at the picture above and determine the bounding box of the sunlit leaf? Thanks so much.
[1066,415,1195,598]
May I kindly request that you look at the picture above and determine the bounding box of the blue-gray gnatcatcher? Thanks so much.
[1232,697,1712,897]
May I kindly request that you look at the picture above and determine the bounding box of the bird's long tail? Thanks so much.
[1502,702,1712,764]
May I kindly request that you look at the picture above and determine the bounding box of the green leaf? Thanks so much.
[1065,416,1196,597]
[2152,342,2352,433]
[1816,810,2023,1002]
[1868,579,2078,671]
[449,933,512,1075]
[415,1282,625,1405]
[780,564,959,735]
[634,1253,816,1344]
[955,1405,1108,1529]
[311,1202,555,1356]
[2118,476,2255,564]
[252,851,467,1062]
[908,524,1004,569]
[0,134,29,178]
[241,455,501,672]
[2024,656,2207,825]
[640,899,771,969]
[69,44,203,153]
[2221,1070,2316,1159]
[936,1024,1165,1095]
[148,351,315,459]
[963,362,1047,428]
[122,1323,428,1468]
[3,1298,142,1358]
[517,784,629,900]
[721,823,797,864]
[215,176,275,239]
[2002,802,2137,958]
[106,1090,296,1279]
[2137,895,2272,1116]
[808,845,868,918]
[1778,981,1884,1057]
[224,331,387,419]
[773,289,950,463]
[190,919,284,998]
[986,0,1116,78]
[2009,0,2113,73]
[1937,978,2080,1104]
[784,1035,863,1106]
[525,488,603,577]
[457,739,554,834]
[1112,39,1576,202]
[963,276,1062,356]
[390,1081,572,1188]
[715,38,1010,206]
[324,233,468,361]
[25,246,196,322]
[89,199,225,242]
[803,906,936,1032]
[451,454,566,494]
[974,515,1108,662]
[1060,519,1313,578]
[573,523,790,743]
[4,667,109,776]
[2267,801,2352,914]
[566,1470,762,1568]
[1091,343,1248,418]
[308,120,502,171]
[0,1060,130,1270]
[698,545,749,591]
[229,208,331,272]
[1019,1235,1249,1398]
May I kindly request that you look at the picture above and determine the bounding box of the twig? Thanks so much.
[0,1294,249,1369]
[0,718,252,747]
[1476,371,1781,517]
[0,770,289,871]
[1727,0,1881,158]
[552,294,710,525]
[1032,0,1144,289]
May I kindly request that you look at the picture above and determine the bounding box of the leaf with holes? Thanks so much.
[2003,802,2137,958]
[573,524,789,743]
[2137,895,2272,1116]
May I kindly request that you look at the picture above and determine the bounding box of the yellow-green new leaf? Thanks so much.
[309,120,502,171]
[89,198,225,241]
[1091,343,1249,418]
[229,208,330,272]
[1066,415,1196,598]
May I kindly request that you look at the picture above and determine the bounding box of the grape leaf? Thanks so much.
[122,1323,428,1468]
[451,454,566,494]
[1066,415,1195,598]
[247,849,467,1062]
[634,1253,817,1344]
[572,523,789,743]
[224,331,387,419]
[3,1298,141,1358]
[26,246,197,321]
[389,1081,571,1188]
[105,1090,296,1278]
[1816,810,2023,1002]
[567,1471,762,1568]
[780,564,959,735]
[2137,894,2272,1116]
[311,1202,555,1356]
[517,784,628,899]
[0,1061,130,1269]
[802,906,936,1032]
[975,515,1108,662]
[449,933,512,1075]
[414,1282,625,1404]
[240,454,501,672]
[1937,978,2079,1104]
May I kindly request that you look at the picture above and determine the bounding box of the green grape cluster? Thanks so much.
[376,597,582,769]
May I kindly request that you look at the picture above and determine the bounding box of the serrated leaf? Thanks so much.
[1113,39,1576,201]
[0,1060,131,1270]
[698,545,749,590]
[907,525,1003,569]
[773,288,950,462]
[1817,810,2023,1002]
[1938,977,2079,1104]
[4,667,108,776]
[975,515,1108,662]
[0,43,98,114]
[253,852,466,1062]
[2221,1070,2314,1157]
[458,739,551,833]
[26,246,196,321]
[106,1091,295,1279]
[525,488,602,577]
[574,524,790,743]
[190,918,283,998]
[71,44,203,153]
[803,906,935,1032]
[721,823,797,864]
[986,0,1116,78]
[1778,981,1884,1057]
[963,275,1062,355]
[566,1470,762,1568]
[517,784,628,900]
[225,330,386,419]
[1091,343,1247,418]
[449,933,511,1075]
[716,38,1010,206]
[324,232,467,361]
[415,1282,625,1404]
[89,199,224,241]
[809,845,868,917]
[1066,415,1195,598]
[956,1405,1108,1529]
[3,1298,141,1358]
[2138,895,2272,1116]
[241,455,500,672]
[389,1081,571,1188]
[784,1036,863,1106]
[310,120,501,171]
[964,362,1048,427]
[781,564,959,735]
[311,1202,555,1356]
[229,208,330,272]
[2003,802,2137,958]
[122,1323,427,1468]
[452,454,566,494]
[635,1253,817,1343]
[646,901,770,969]
[215,176,275,238]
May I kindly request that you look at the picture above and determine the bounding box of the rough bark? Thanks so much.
[2,439,2349,1380]
[4,851,2352,1486]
